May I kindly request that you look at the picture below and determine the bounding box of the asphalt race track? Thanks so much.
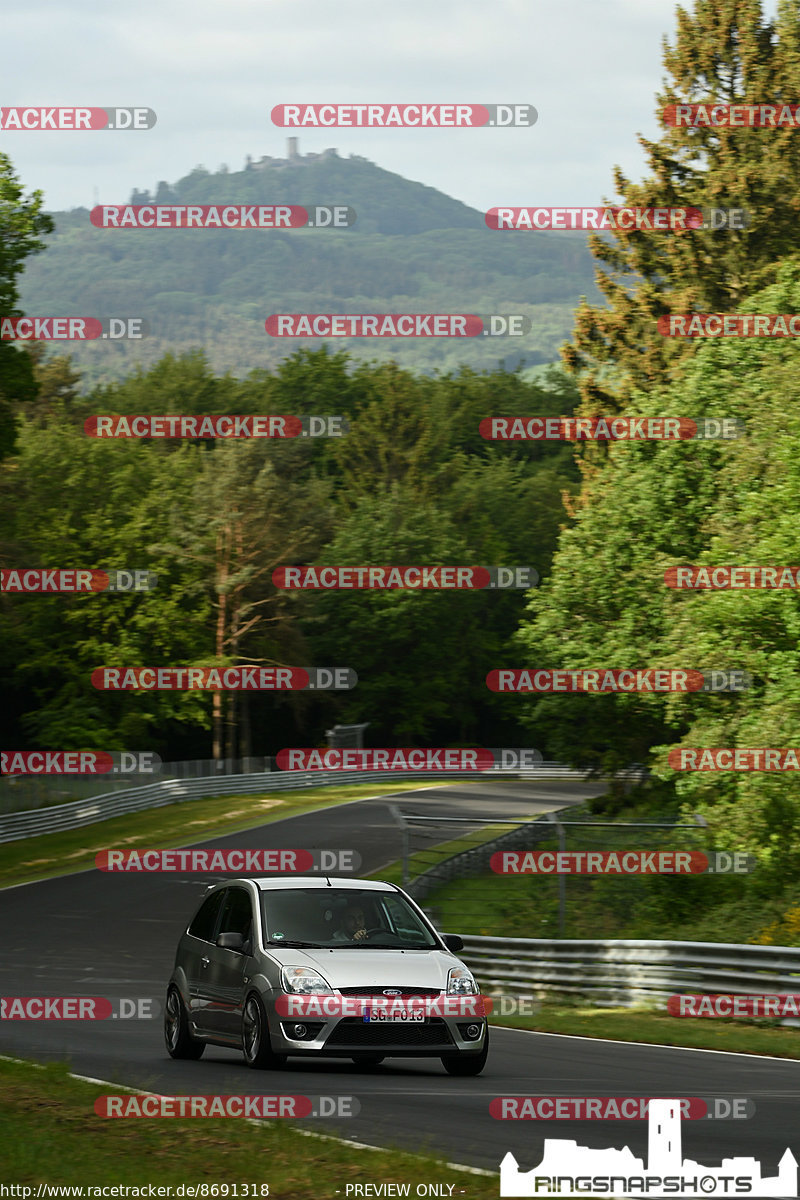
[2,779,799,1177]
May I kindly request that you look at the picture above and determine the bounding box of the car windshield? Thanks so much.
[260,889,439,949]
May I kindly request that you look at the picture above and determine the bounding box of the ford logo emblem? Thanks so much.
[383,988,401,996]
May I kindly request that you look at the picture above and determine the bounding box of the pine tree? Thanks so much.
[562,0,800,412]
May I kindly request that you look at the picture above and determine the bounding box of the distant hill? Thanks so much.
[19,142,602,384]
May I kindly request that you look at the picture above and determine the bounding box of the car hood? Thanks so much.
[264,946,462,989]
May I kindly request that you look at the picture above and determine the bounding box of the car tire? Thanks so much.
[164,986,205,1060]
[242,993,287,1069]
[440,1025,489,1076]
[351,1055,385,1068]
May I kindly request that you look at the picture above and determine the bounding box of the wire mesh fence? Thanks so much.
[397,807,716,941]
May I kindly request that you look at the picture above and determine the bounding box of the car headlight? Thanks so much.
[447,966,479,995]
[280,966,332,994]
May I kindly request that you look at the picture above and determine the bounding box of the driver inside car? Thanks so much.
[333,902,370,942]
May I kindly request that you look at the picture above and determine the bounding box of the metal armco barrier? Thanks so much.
[455,935,800,1009]
[0,764,589,843]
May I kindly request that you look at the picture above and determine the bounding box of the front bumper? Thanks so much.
[269,995,487,1057]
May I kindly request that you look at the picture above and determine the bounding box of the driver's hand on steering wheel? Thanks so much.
[352,927,368,941]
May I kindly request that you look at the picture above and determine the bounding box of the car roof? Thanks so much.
[243,877,397,893]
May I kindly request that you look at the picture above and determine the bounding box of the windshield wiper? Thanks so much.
[353,940,405,948]
[267,939,323,948]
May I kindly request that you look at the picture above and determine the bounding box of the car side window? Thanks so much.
[218,887,253,939]
[380,895,429,939]
[188,889,226,942]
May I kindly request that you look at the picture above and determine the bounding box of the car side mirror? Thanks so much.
[217,932,245,952]
[442,934,464,952]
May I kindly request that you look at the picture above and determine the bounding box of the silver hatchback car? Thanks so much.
[165,876,488,1075]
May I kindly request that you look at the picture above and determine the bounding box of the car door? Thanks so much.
[183,887,227,1033]
[199,885,255,1039]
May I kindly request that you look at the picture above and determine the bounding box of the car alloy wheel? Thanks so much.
[164,987,205,1060]
[242,993,286,1069]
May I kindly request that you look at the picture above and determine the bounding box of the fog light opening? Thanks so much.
[466,1024,481,1039]
[292,1023,308,1038]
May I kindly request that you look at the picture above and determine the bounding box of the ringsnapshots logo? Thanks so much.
[271,103,537,127]
[666,565,800,589]
[1,569,156,593]
[663,102,800,127]
[91,204,354,229]
[659,313,800,337]
[492,850,755,875]
[95,848,361,872]
[90,667,356,691]
[84,415,347,438]
[480,417,745,441]
[499,1098,796,1197]
[487,669,751,692]
[0,107,156,130]
[94,1094,359,1119]
[486,207,748,231]
[273,566,538,589]
[0,317,147,340]
[265,314,531,337]
[1,751,160,775]
[669,748,800,771]
[275,748,542,771]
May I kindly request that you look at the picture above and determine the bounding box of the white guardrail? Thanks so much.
[456,935,800,1009]
[0,764,589,843]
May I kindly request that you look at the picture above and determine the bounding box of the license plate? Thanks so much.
[363,1008,426,1023]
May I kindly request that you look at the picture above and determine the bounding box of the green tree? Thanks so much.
[0,154,53,457]
[563,0,800,413]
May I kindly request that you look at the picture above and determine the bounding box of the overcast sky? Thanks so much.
[4,0,782,214]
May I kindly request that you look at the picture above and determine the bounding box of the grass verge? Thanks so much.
[0,1057,496,1195]
[367,822,517,886]
[0,782,437,891]
[488,1004,800,1058]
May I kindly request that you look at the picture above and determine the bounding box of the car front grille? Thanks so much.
[325,1018,454,1047]
[336,986,442,996]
